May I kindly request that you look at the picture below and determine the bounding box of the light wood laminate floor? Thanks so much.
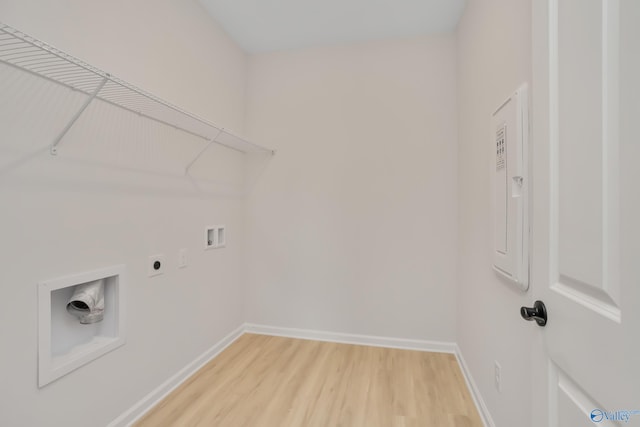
[136,334,483,427]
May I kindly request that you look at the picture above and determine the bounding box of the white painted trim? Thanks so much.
[107,324,245,427]
[245,323,457,354]
[109,324,494,427]
[38,264,127,388]
[455,345,496,427]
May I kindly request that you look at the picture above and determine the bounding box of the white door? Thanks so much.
[531,0,640,426]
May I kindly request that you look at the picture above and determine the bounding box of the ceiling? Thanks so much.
[198,0,467,53]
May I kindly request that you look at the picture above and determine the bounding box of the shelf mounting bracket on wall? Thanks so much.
[50,76,108,155]
[185,129,222,175]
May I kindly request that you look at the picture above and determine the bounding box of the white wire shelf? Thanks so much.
[0,22,275,161]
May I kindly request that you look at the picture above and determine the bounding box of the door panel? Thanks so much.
[554,366,603,427]
[555,0,620,318]
[532,0,639,426]
[557,0,604,293]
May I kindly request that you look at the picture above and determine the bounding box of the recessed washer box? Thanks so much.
[205,225,226,249]
[37,265,126,387]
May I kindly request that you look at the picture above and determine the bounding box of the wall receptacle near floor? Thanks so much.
[37,265,126,387]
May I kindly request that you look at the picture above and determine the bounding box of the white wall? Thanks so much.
[456,0,534,425]
[0,0,538,423]
[0,1,249,426]
[243,36,458,342]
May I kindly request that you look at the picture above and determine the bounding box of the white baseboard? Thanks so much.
[107,324,245,427]
[244,323,457,354]
[246,324,495,425]
[109,323,493,427]
[455,345,496,427]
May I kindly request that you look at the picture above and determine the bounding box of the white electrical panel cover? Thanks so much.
[491,84,529,290]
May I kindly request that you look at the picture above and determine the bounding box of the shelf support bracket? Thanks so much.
[185,129,223,175]
[50,76,109,155]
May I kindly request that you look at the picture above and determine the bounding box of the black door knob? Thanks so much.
[520,300,547,326]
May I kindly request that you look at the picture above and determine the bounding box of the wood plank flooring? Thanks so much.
[136,334,483,427]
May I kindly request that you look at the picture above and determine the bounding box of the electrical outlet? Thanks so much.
[494,361,502,393]
[178,248,187,268]
[148,254,165,277]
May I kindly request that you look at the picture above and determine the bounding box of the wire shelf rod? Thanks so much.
[102,92,147,101]
[28,63,80,72]
[109,100,158,110]
[0,58,89,96]
[92,74,232,138]
[92,97,211,141]
[12,56,65,66]
[0,47,42,56]
[98,86,135,94]
[0,22,275,154]
[72,78,104,86]
[14,54,62,64]
[56,80,103,89]
[0,41,26,48]
[74,84,103,92]
[2,32,107,80]
[52,75,98,84]
[0,37,24,43]
[36,63,91,72]
[46,72,97,81]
